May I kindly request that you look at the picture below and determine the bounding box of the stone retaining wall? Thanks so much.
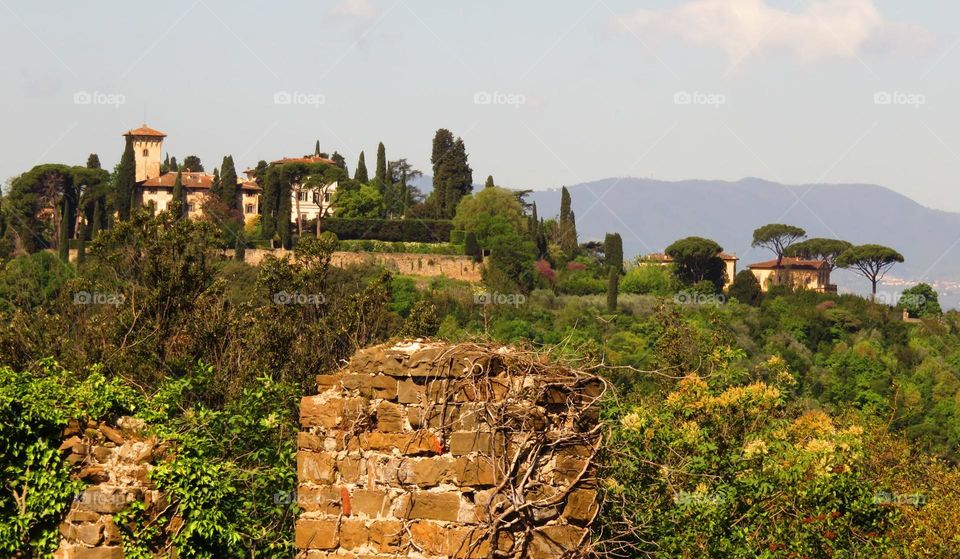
[296,341,603,558]
[54,417,166,559]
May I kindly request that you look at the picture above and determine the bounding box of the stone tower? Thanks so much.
[123,124,166,182]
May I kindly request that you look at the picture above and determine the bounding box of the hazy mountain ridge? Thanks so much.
[529,177,960,284]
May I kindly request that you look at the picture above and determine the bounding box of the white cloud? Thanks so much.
[619,0,933,63]
[330,0,378,19]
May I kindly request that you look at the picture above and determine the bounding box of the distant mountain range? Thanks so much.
[527,177,960,306]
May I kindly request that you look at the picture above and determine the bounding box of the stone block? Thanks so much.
[454,456,497,487]
[298,431,325,451]
[61,545,124,559]
[295,518,339,550]
[339,518,368,550]
[397,379,425,404]
[445,527,492,558]
[298,485,343,515]
[562,489,599,524]
[370,375,398,400]
[339,456,362,483]
[75,522,103,546]
[315,373,342,390]
[350,489,387,517]
[404,492,461,522]
[298,451,336,484]
[300,396,343,429]
[449,432,498,456]
[369,519,405,552]
[528,525,586,559]
[407,456,454,487]
[410,520,445,555]
[375,402,407,433]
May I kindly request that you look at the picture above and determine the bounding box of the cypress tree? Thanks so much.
[464,231,480,262]
[220,156,239,210]
[355,151,369,183]
[485,175,495,188]
[210,168,221,199]
[86,154,101,169]
[559,187,578,256]
[278,166,293,249]
[314,140,322,157]
[171,170,186,219]
[375,142,388,187]
[182,155,203,172]
[430,129,455,217]
[115,139,136,220]
[604,232,623,311]
[332,152,348,178]
[400,169,410,216]
[261,166,280,245]
[169,156,178,171]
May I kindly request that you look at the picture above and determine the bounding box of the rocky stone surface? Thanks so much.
[296,340,603,558]
[53,418,166,559]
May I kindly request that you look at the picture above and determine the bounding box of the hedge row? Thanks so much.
[335,240,463,255]
[319,218,454,243]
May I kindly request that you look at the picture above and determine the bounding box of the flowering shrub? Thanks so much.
[596,356,895,557]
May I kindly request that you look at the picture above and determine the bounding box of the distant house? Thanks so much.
[747,257,835,293]
[267,155,340,227]
[642,251,739,290]
[140,171,260,222]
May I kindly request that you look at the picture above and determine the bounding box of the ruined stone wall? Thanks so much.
[296,341,603,558]
[55,417,165,559]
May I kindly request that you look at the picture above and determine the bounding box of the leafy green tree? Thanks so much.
[752,223,806,265]
[332,183,385,218]
[897,283,941,318]
[181,155,203,172]
[485,175,495,189]
[605,232,624,311]
[452,187,526,246]
[116,139,136,221]
[0,251,75,312]
[665,236,725,290]
[464,231,480,261]
[837,244,904,301]
[209,168,221,200]
[728,269,762,305]
[169,156,179,172]
[620,264,676,295]
[785,238,853,271]
[354,151,369,183]
[86,154,101,169]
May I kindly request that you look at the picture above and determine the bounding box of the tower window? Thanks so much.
[142,149,149,157]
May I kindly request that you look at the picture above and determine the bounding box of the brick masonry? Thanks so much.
[296,340,603,559]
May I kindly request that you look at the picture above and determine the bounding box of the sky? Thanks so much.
[2,0,959,212]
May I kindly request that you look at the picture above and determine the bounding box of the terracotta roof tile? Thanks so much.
[123,124,167,137]
[747,257,828,270]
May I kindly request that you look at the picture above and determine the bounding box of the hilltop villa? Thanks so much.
[747,257,835,293]
[127,125,337,225]
[642,251,740,290]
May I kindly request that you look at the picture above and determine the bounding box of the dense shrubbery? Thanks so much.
[335,239,462,255]
[318,217,453,243]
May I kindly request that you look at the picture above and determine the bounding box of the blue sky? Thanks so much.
[2,0,959,211]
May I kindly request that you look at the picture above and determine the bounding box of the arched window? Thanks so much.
[142,149,149,157]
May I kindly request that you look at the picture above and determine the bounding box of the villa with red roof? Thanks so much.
[643,251,740,290]
[747,257,836,293]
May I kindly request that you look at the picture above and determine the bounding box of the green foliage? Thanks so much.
[354,150,369,183]
[452,187,526,247]
[620,264,676,296]
[898,283,941,318]
[665,236,725,290]
[336,239,461,255]
[555,269,606,295]
[332,183,384,218]
[320,217,453,243]
[837,244,905,298]
[785,238,853,270]
[598,357,895,557]
[728,269,763,305]
[430,129,473,218]
[752,223,807,261]
[116,139,137,221]
[0,251,75,312]
[558,186,578,258]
